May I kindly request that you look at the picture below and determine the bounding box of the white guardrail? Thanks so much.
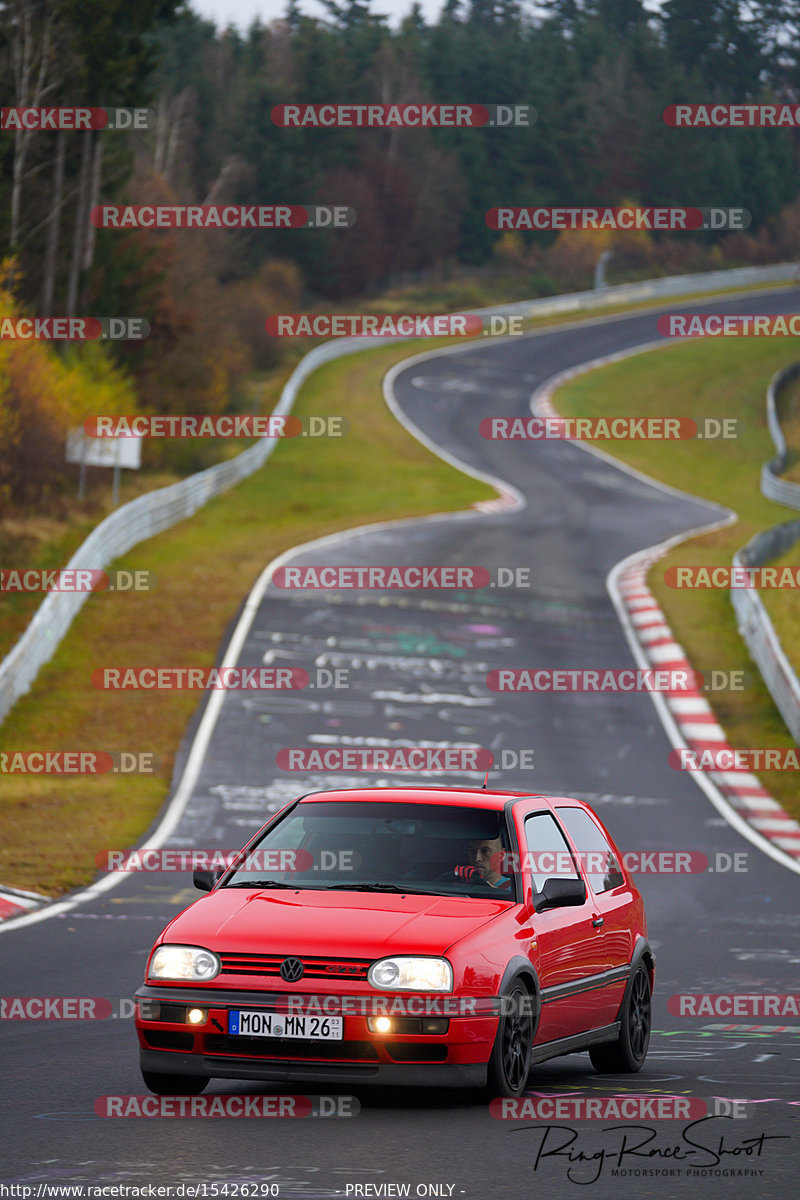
[731,362,800,743]
[1,260,798,726]
[761,361,800,509]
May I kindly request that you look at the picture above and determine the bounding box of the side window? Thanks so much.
[523,812,581,893]
[556,807,625,894]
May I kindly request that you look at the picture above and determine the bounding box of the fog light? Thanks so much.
[369,1016,392,1034]
[186,1007,207,1025]
[138,1000,160,1020]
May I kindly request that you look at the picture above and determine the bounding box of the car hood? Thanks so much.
[160,887,509,958]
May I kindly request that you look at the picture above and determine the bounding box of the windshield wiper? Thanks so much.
[325,882,449,895]
[326,882,405,892]
[225,880,297,889]
[225,879,451,896]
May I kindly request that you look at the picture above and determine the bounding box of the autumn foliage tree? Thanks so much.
[0,265,135,511]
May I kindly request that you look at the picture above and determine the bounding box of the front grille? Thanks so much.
[219,953,371,981]
[384,1043,448,1063]
[143,1030,195,1051]
[204,1034,379,1061]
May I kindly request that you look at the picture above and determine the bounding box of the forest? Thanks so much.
[1,0,800,509]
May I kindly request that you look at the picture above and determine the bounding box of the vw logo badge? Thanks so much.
[280,957,304,982]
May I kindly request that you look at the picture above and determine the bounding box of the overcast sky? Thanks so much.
[189,0,663,34]
[189,0,448,30]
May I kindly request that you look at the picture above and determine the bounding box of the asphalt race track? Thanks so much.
[2,291,799,1199]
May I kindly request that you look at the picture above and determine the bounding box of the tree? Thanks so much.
[2,0,60,252]
[660,0,763,94]
[56,0,182,313]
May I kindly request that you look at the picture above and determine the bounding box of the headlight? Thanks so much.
[368,957,452,992]
[148,944,221,982]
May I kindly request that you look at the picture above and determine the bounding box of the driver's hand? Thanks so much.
[454,865,481,881]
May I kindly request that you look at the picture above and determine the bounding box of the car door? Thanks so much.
[554,803,637,1026]
[517,807,609,1042]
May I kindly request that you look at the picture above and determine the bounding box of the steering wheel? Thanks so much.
[433,865,481,884]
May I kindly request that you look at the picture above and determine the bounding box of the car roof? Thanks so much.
[295,786,583,812]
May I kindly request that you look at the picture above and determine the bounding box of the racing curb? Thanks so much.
[0,884,49,922]
[616,550,800,864]
[536,364,800,869]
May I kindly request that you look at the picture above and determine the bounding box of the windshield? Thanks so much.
[222,801,516,899]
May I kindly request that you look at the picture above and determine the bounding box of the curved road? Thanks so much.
[2,290,799,1199]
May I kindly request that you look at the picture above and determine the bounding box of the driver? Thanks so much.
[454,836,512,889]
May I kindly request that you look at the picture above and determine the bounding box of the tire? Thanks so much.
[485,983,534,1097]
[141,1069,210,1095]
[590,963,651,1073]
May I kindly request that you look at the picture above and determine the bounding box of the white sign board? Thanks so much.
[66,428,142,469]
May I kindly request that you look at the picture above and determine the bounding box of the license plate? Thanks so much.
[228,1010,343,1040]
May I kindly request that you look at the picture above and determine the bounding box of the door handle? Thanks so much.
[592,916,604,929]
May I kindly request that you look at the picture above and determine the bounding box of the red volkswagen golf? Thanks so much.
[134,787,653,1097]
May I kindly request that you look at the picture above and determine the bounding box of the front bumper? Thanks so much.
[135,983,497,1087]
[140,1046,486,1087]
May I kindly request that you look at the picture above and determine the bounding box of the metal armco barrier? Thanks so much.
[761,361,800,509]
[464,261,798,321]
[731,364,800,743]
[1,261,798,726]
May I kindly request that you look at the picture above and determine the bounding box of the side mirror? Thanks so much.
[533,876,586,912]
[193,866,224,891]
